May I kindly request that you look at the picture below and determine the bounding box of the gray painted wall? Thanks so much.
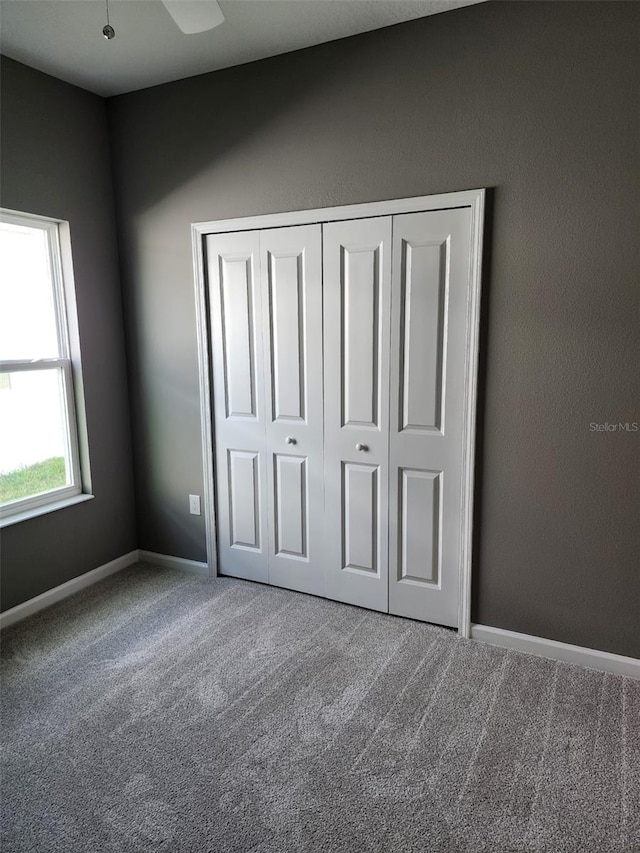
[0,57,137,610]
[108,1,639,658]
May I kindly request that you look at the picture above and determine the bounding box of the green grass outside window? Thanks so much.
[0,457,66,505]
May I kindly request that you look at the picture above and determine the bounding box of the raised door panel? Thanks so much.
[398,468,441,585]
[207,231,268,583]
[389,209,472,626]
[342,462,379,574]
[219,256,259,419]
[267,252,305,422]
[261,225,324,597]
[228,450,261,550]
[274,454,307,559]
[399,240,447,433]
[342,246,381,429]
[323,217,392,612]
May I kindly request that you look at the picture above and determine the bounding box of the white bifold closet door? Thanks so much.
[206,225,324,596]
[261,226,324,596]
[207,230,267,583]
[323,217,392,612]
[206,204,475,629]
[388,208,473,627]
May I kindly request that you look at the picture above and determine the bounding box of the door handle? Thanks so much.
[355,443,368,452]
[286,436,297,445]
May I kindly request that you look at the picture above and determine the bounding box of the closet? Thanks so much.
[201,191,483,630]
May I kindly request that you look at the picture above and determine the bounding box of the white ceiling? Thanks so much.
[0,0,485,97]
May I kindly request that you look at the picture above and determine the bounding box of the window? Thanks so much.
[0,210,90,522]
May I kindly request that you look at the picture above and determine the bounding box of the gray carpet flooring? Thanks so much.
[1,563,639,853]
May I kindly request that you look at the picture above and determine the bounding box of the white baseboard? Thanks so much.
[0,548,210,630]
[0,549,140,630]
[8,556,631,681]
[138,550,209,578]
[471,624,640,680]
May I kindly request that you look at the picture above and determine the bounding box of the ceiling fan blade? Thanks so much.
[162,0,225,35]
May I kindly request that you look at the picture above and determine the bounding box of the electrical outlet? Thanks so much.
[189,494,201,516]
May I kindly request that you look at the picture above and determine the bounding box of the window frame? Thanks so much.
[0,209,89,522]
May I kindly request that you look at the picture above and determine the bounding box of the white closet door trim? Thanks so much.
[459,190,485,638]
[192,189,485,637]
[192,190,484,236]
[193,226,217,579]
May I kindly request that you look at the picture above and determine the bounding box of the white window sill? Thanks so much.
[0,493,94,528]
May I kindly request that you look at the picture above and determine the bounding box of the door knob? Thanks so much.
[286,436,296,445]
[355,443,368,452]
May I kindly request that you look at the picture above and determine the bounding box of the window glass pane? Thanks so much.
[0,222,60,360]
[0,369,70,505]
